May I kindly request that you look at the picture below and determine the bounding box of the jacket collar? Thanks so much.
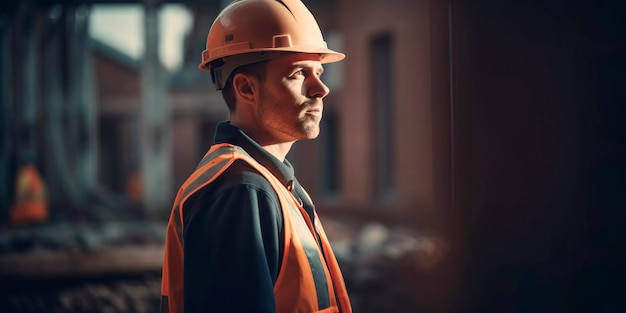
[213,121,296,189]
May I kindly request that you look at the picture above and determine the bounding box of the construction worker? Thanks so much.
[160,0,352,312]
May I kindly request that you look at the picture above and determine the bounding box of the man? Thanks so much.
[160,1,352,312]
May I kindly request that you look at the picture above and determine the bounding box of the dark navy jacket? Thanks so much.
[182,121,316,312]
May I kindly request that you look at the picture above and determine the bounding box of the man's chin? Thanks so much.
[302,127,320,140]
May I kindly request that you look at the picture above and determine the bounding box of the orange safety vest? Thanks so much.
[161,143,352,313]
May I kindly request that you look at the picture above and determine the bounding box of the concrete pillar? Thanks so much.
[141,0,172,215]
[42,5,82,209]
[43,3,98,211]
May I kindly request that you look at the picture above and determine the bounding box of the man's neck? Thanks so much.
[260,142,294,162]
[229,120,294,161]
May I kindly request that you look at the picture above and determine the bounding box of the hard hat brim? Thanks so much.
[198,46,345,72]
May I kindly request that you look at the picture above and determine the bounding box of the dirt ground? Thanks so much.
[0,217,445,313]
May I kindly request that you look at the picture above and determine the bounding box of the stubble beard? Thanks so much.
[259,91,321,141]
[300,113,321,139]
[299,98,324,139]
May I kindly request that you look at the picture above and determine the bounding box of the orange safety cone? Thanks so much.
[9,163,49,226]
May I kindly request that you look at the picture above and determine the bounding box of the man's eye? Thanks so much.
[292,70,304,77]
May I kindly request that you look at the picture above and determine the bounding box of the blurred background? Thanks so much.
[1,0,625,312]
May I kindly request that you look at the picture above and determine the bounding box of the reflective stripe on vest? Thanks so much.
[161,143,352,313]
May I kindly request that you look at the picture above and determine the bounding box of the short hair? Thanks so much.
[221,61,268,112]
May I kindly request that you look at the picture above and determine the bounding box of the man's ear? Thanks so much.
[232,73,257,106]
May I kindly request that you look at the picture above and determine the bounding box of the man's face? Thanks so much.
[254,53,329,143]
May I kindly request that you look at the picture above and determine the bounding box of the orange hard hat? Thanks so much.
[199,0,345,90]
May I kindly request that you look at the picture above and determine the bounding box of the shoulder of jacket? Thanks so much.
[212,159,276,194]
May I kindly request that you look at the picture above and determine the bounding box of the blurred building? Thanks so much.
[93,38,140,197]
[0,0,449,227]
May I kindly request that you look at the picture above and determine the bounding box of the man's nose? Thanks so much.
[307,75,330,99]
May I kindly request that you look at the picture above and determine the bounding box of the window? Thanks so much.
[370,33,395,203]
[318,111,339,201]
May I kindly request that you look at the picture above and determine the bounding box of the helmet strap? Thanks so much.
[211,51,288,90]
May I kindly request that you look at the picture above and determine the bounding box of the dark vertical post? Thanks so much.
[0,13,14,222]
